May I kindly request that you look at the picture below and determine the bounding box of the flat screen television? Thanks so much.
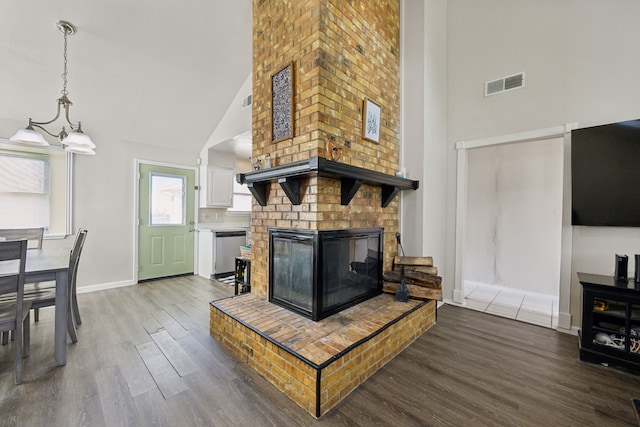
[571,119,640,227]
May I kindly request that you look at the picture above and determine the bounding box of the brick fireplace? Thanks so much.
[209,0,436,418]
[248,0,404,298]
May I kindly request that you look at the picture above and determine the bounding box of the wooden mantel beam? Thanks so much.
[237,156,419,207]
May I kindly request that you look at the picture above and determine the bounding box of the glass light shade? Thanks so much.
[61,131,96,148]
[9,128,49,146]
[65,144,96,155]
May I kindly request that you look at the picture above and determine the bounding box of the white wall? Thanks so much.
[400,0,448,276]
[69,77,252,291]
[464,138,563,295]
[443,0,640,326]
[200,74,252,162]
[447,0,640,143]
[72,139,199,289]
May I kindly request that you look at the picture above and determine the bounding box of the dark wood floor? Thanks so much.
[1,275,639,426]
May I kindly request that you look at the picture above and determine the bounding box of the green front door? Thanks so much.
[138,163,195,281]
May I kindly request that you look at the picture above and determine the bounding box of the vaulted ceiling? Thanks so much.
[0,0,252,154]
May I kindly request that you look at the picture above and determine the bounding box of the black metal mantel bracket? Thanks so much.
[236,156,419,207]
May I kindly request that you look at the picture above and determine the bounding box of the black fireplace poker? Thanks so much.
[395,232,409,303]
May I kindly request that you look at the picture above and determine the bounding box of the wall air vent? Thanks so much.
[484,72,525,97]
[241,94,252,109]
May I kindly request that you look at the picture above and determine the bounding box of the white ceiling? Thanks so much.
[211,131,252,159]
[0,0,252,154]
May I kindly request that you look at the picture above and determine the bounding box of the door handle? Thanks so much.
[189,221,195,225]
[189,228,195,232]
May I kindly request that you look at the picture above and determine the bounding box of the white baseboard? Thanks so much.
[557,325,580,336]
[443,298,464,307]
[557,311,573,330]
[76,280,136,294]
[452,289,465,304]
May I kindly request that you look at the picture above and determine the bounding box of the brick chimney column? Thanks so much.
[251,0,401,298]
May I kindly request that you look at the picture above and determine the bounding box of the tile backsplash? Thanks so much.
[198,208,250,224]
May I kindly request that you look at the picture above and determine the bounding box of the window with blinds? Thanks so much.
[0,151,51,230]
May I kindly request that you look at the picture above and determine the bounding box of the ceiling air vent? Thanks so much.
[484,72,525,97]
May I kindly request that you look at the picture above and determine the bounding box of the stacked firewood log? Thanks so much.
[382,256,442,301]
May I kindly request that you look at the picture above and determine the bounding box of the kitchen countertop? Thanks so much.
[197,223,250,232]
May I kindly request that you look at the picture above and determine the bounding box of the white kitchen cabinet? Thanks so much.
[197,229,213,279]
[201,166,233,207]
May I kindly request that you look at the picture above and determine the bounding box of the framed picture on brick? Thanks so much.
[271,61,294,143]
[362,97,381,143]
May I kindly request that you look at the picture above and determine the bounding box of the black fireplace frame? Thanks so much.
[269,227,384,321]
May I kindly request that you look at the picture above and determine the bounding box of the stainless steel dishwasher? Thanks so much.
[213,230,247,277]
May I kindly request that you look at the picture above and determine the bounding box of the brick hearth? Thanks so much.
[210,294,436,418]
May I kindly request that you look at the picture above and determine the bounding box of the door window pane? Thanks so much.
[150,173,185,225]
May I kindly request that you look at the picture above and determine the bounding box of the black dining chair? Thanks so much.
[0,227,43,345]
[24,229,87,342]
[0,239,31,384]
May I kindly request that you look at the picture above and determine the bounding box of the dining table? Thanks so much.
[0,241,72,365]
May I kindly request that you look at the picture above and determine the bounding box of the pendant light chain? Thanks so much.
[61,27,69,97]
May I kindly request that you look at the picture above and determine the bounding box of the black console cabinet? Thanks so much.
[578,272,640,372]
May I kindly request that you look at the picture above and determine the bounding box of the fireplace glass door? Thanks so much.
[321,234,379,312]
[269,228,382,320]
[271,234,314,313]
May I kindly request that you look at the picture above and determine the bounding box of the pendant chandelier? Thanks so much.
[10,21,96,155]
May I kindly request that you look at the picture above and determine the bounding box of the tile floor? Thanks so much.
[464,281,559,329]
